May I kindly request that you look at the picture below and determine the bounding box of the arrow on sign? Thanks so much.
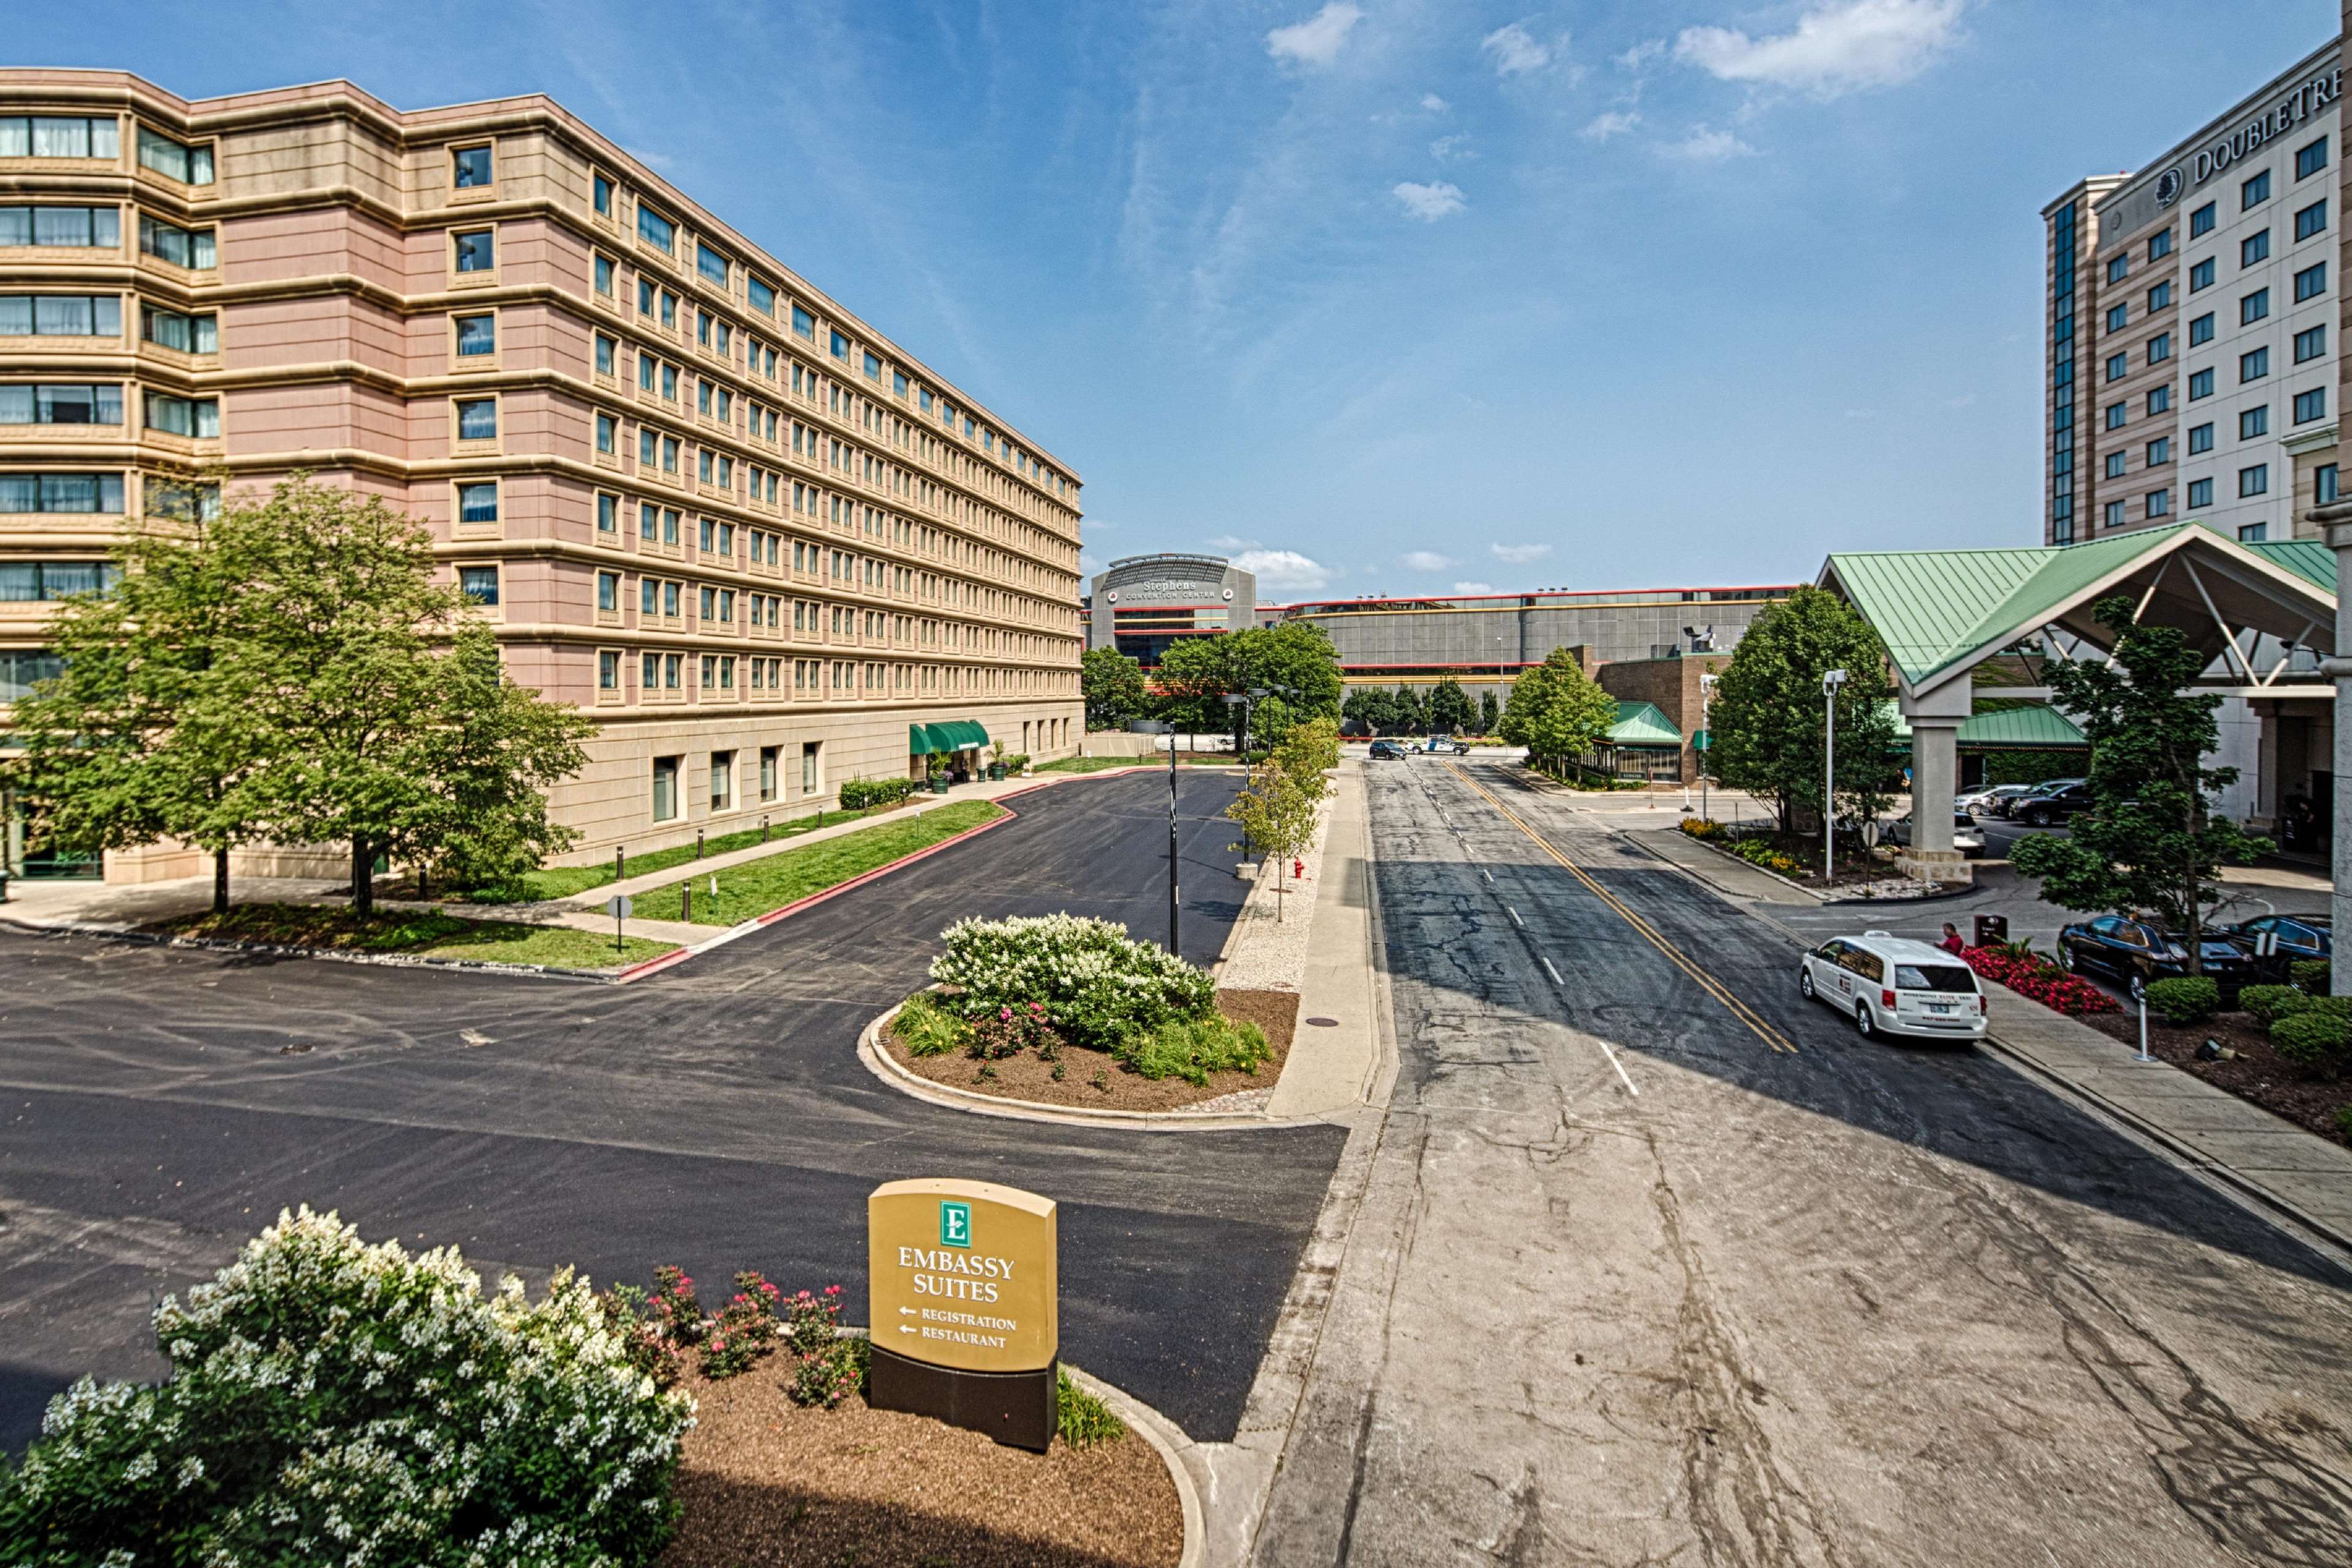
[897,1325,918,1335]
[899,1307,918,1316]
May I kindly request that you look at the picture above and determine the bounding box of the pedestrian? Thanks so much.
[1937,922,1965,956]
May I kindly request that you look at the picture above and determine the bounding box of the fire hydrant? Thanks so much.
[1293,857,1305,880]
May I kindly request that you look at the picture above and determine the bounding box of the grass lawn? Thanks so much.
[453,802,907,902]
[630,800,1005,926]
[147,903,677,968]
[1033,755,1147,774]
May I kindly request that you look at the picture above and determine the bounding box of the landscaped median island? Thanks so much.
[881,912,1295,1111]
[0,1208,1181,1568]
[631,800,1005,926]
[142,901,679,968]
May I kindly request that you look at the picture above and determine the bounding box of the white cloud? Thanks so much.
[1401,550,1453,571]
[1481,22,1552,77]
[1204,533,1256,551]
[1429,134,1475,163]
[1490,542,1551,564]
[1267,3,1365,68]
[1453,581,1496,595]
[1616,40,1666,71]
[1233,549,1334,590]
[1422,92,1450,112]
[1393,181,1467,221]
[1581,111,1641,141]
[1662,125,1757,161]
[1674,0,1965,98]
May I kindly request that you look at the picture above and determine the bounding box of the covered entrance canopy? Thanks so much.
[911,720,991,753]
[1819,524,2337,877]
[1590,699,1684,782]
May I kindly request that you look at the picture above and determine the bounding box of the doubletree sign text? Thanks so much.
[867,1178,1057,1374]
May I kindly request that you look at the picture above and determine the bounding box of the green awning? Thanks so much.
[1605,700,1683,748]
[913,720,990,752]
[908,723,938,753]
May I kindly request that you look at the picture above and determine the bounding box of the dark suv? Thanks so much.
[2014,783,2094,827]
[1368,740,1408,761]
[2057,914,2255,999]
[2214,913,2331,982]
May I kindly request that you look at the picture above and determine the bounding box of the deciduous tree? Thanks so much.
[1427,677,1476,734]
[1498,647,1618,775]
[1081,645,1147,731]
[1707,587,1902,839]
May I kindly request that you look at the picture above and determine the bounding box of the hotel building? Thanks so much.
[0,72,1084,880]
[2045,42,2342,548]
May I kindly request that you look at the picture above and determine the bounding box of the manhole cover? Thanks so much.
[1305,1017,1340,1027]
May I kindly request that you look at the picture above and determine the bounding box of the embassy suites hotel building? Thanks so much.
[0,72,1082,880]
[2045,42,2342,549]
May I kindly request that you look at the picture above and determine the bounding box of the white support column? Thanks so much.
[2326,518,2352,996]
[1898,674,1972,885]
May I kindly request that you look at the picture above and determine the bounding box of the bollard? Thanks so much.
[615,845,625,884]
[695,829,705,859]
[681,878,692,923]
[761,814,769,844]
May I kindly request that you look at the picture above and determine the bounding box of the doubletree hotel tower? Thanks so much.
[2044,41,2342,549]
[0,72,1083,880]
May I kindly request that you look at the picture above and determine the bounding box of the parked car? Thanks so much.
[1422,736,1470,755]
[1883,812,1987,859]
[1368,740,1408,760]
[1960,783,2034,815]
[2056,914,2257,999]
[1798,931,1988,1041]
[1988,780,2082,818]
[2214,913,2331,981]
[2011,782,2094,827]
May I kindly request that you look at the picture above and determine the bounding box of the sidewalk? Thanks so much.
[1626,820,1824,906]
[1264,767,1384,1118]
[1985,995,2352,1250]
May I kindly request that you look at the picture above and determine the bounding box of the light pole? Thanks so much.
[1698,672,1718,823]
[1167,720,1180,958]
[1821,668,1849,884]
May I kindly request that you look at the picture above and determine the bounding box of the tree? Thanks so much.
[1152,635,1233,737]
[1273,715,1340,786]
[2010,597,2266,971]
[1479,690,1501,736]
[1427,677,1476,735]
[1224,758,1317,922]
[1341,687,1389,736]
[1498,647,1618,775]
[1248,694,1294,755]
[1390,685,1425,734]
[9,477,276,913]
[1081,645,1147,731]
[1155,621,1343,748]
[1707,586,1902,840]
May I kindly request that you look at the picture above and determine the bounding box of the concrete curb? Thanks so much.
[0,918,626,982]
[857,1002,1320,1133]
[1064,1365,1207,1568]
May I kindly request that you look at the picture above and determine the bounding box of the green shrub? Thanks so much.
[838,775,919,812]
[782,1287,862,1409]
[930,913,1216,1049]
[1056,1368,1126,1450]
[1000,752,1031,773]
[894,990,974,1057]
[1114,1014,1272,1085]
[2271,1009,2352,1076]
[2291,958,2333,996]
[2144,976,2219,1026]
[0,1207,693,1567]
[2239,984,2312,1025]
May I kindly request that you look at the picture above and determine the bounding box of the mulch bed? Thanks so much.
[881,989,1298,1112]
[2081,1008,2352,1146]
[660,1359,1181,1568]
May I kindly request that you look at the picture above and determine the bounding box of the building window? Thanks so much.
[2297,200,2329,242]
[0,116,120,158]
[597,571,619,612]
[598,650,620,690]
[791,304,815,340]
[2240,405,2268,440]
[830,329,850,361]
[595,333,616,374]
[696,241,729,287]
[2146,436,2170,466]
[596,412,617,453]
[1,205,120,247]
[2149,229,2172,261]
[454,312,495,356]
[759,746,778,802]
[458,565,499,606]
[2241,347,2269,382]
[638,203,676,252]
[2105,352,2128,382]
[2146,333,2171,364]
[597,492,617,533]
[595,253,616,295]
[2320,464,2342,504]
[2242,230,2270,266]
[2147,280,2171,310]
[2188,421,2214,454]
[2188,368,2214,399]
[709,751,735,810]
[2241,288,2269,325]
[2239,522,2268,542]
[148,480,219,522]
[143,393,218,437]
[2146,384,2170,414]
[2296,261,2328,301]
[2239,464,2269,498]
[137,215,214,268]
[591,172,614,216]
[2297,136,2329,181]
[2105,451,2127,480]
[2243,168,2271,209]
[2103,499,2127,529]
[456,398,497,440]
[2296,386,2328,424]
[802,742,820,794]
[454,228,495,272]
[747,274,775,316]
[2187,477,2214,509]
[652,756,679,821]
[2187,311,2214,346]
[2296,324,2326,363]
[452,145,493,188]
[2106,254,2128,284]
[2189,257,2215,291]
[0,383,123,424]
[0,560,117,600]
[0,472,121,513]
[2146,489,2169,519]
[2106,303,2128,332]
[458,481,499,524]
[2190,200,2216,237]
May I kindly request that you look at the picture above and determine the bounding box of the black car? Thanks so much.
[2013,783,2094,827]
[1368,740,1408,760]
[1991,778,2084,819]
[2057,914,2255,999]
[2215,913,2331,981]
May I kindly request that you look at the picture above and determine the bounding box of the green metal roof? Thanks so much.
[2247,538,2338,592]
[1885,703,2087,749]
[1606,700,1683,747]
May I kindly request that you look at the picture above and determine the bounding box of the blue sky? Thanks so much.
[18,1,2340,598]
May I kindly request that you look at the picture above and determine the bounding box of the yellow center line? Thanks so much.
[1447,763,1799,1055]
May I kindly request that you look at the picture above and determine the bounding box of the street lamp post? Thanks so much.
[1822,668,1849,884]
[1698,672,1718,823]
[1167,722,1180,959]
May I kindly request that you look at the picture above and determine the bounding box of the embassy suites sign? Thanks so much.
[2158,62,2342,208]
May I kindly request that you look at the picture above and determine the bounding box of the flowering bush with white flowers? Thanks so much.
[0,1206,695,1567]
[929,912,1216,1050]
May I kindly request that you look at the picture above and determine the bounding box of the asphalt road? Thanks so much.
[0,769,1347,1450]
[1256,759,2352,1568]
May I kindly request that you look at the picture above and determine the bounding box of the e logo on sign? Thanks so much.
[940,1200,971,1249]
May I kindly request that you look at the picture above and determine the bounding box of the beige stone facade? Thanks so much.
[0,72,1084,878]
